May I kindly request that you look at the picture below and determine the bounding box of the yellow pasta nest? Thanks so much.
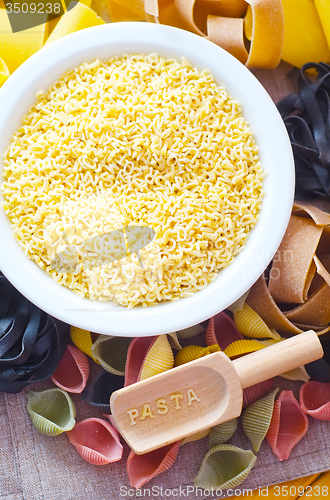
[2,54,264,308]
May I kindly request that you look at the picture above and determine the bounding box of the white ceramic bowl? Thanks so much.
[0,22,294,336]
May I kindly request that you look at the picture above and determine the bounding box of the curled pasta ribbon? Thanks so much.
[175,0,284,67]
[107,0,147,22]
[243,0,284,68]
[315,0,330,52]
[207,16,247,65]
[279,0,330,69]
[174,0,247,36]
[145,0,159,16]
[278,65,330,200]
[247,203,330,335]
[114,0,283,68]
[269,215,322,304]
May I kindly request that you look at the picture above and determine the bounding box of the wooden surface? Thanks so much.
[251,60,298,103]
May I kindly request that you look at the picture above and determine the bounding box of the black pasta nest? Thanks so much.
[277,62,330,201]
[0,272,69,393]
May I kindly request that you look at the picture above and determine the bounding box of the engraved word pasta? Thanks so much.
[127,388,201,425]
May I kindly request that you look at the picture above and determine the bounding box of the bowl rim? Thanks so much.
[0,22,295,336]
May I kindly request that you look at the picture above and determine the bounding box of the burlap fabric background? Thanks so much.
[1,22,328,500]
[2,374,330,500]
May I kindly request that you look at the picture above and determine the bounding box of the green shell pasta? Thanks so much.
[242,387,279,452]
[208,418,238,448]
[91,335,132,375]
[26,388,76,436]
[194,444,256,489]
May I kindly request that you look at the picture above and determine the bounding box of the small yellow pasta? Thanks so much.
[1,54,264,307]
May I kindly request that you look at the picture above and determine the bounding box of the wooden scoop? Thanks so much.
[110,330,323,454]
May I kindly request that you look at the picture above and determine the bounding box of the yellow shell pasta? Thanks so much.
[139,335,174,380]
[70,326,99,364]
[174,344,220,366]
[234,303,281,340]
[224,339,265,358]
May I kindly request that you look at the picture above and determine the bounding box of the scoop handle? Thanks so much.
[233,330,323,389]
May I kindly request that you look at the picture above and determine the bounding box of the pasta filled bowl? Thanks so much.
[0,22,294,337]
